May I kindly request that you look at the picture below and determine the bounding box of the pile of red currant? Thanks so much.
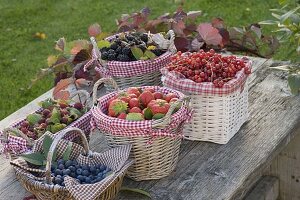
[166,49,251,88]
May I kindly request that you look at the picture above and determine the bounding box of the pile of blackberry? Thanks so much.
[100,32,165,62]
[51,159,111,186]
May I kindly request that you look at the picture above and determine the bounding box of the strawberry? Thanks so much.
[165,93,177,102]
[117,113,127,119]
[147,99,170,115]
[127,87,141,97]
[129,98,140,109]
[108,96,117,106]
[129,107,142,113]
[108,99,128,117]
[153,92,164,99]
[144,88,155,93]
[128,93,137,98]
[116,92,131,103]
[139,91,155,107]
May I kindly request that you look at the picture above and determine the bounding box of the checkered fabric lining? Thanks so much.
[91,86,193,138]
[84,33,173,78]
[161,59,252,95]
[0,110,92,156]
[11,132,133,200]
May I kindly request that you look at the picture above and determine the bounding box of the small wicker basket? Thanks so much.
[161,58,252,144]
[91,78,193,181]
[0,90,92,159]
[10,127,133,200]
[88,30,176,91]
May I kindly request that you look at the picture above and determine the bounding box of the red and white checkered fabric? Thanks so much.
[91,86,193,138]
[0,111,92,156]
[161,59,252,95]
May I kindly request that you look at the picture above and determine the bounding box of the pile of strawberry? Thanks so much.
[107,87,179,121]
[166,49,251,88]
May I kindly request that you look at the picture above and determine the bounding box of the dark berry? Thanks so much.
[69,166,76,172]
[110,42,118,50]
[82,170,89,176]
[73,102,83,110]
[126,35,135,41]
[54,177,62,185]
[51,165,56,172]
[89,166,96,174]
[117,54,130,62]
[55,169,62,176]
[42,109,51,117]
[140,34,148,43]
[58,164,65,170]
[101,51,108,60]
[73,160,78,166]
[100,47,108,53]
[99,165,106,171]
[70,172,76,178]
[57,159,64,165]
[76,168,82,175]
[115,46,122,54]
[77,175,85,182]
[122,46,131,55]
[152,49,164,56]
[61,182,65,187]
[63,169,71,176]
[96,177,103,182]
[85,177,92,184]
[107,53,116,61]
[82,164,89,171]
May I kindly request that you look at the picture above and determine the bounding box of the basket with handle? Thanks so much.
[0,90,92,159]
[10,127,133,200]
[86,30,176,91]
[90,78,193,181]
[161,57,252,144]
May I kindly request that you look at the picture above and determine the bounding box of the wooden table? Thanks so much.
[0,56,299,200]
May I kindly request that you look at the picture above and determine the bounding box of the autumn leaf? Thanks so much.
[55,38,65,52]
[52,78,73,99]
[197,23,222,46]
[88,23,101,37]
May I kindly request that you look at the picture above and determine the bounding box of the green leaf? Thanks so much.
[50,123,66,133]
[152,113,165,120]
[49,107,61,124]
[259,20,278,25]
[95,32,111,41]
[20,152,46,166]
[63,143,72,161]
[278,0,287,5]
[26,113,42,126]
[120,187,151,198]
[288,74,300,95]
[43,135,53,157]
[144,50,157,59]
[131,47,144,60]
[69,107,83,120]
[280,6,300,23]
[38,98,55,109]
[143,108,153,120]
[97,40,111,49]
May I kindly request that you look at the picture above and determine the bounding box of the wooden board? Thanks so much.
[0,57,299,200]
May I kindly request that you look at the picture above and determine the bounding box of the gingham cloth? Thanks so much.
[161,59,252,95]
[0,110,92,156]
[91,86,193,138]
[11,131,133,200]
[84,33,174,78]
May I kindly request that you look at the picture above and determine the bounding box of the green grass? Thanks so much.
[0,0,285,120]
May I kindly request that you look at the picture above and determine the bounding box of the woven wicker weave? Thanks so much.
[91,78,192,181]
[90,30,176,91]
[183,81,249,144]
[0,90,91,160]
[11,127,130,200]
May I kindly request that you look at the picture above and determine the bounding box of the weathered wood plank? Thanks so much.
[245,176,279,200]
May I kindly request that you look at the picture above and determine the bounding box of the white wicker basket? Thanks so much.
[183,81,248,144]
[161,59,251,144]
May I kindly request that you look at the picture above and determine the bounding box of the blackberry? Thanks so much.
[152,49,164,56]
[107,49,116,61]
[110,42,118,50]
[100,47,108,53]
[117,54,130,62]
[126,35,135,41]
[122,46,131,55]
[140,34,148,43]
[115,46,122,54]
[101,52,108,60]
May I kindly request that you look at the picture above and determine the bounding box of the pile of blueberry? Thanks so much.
[100,32,165,62]
[51,159,111,186]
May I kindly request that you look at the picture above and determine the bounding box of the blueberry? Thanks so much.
[82,170,89,176]
[63,169,71,176]
[95,169,100,174]
[75,164,80,169]
[97,172,103,177]
[69,166,76,172]
[76,168,82,175]
[82,164,89,171]
[70,172,76,178]
[54,177,62,185]
[51,165,56,172]
[65,160,73,168]
[88,175,94,180]
[90,166,96,174]
[99,165,106,171]
[55,169,62,176]
[85,177,91,184]
[58,164,65,170]
[56,175,62,179]
[96,177,103,182]
[77,175,85,182]
[73,160,78,166]
[91,179,96,184]
[57,159,65,166]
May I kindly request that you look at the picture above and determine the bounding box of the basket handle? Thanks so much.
[166,30,176,53]
[92,78,119,105]
[1,127,35,146]
[45,127,90,184]
[69,89,90,105]
[90,37,107,66]
[152,95,190,129]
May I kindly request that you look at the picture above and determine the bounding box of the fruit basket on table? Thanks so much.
[90,78,193,181]
[0,90,92,160]
[10,127,133,200]
[161,50,252,144]
[86,30,176,91]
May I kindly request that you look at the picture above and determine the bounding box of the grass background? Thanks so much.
[0,0,289,120]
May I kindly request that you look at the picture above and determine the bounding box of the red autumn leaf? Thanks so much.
[174,37,189,52]
[218,28,230,46]
[211,18,225,29]
[197,23,222,46]
[88,23,101,37]
[172,20,186,36]
[53,78,73,100]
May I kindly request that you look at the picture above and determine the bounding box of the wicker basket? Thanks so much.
[10,127,133,200]
[88,30,176,91]
[161,59,252,144]
[91,78,193,181]
[0,90,92,159]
